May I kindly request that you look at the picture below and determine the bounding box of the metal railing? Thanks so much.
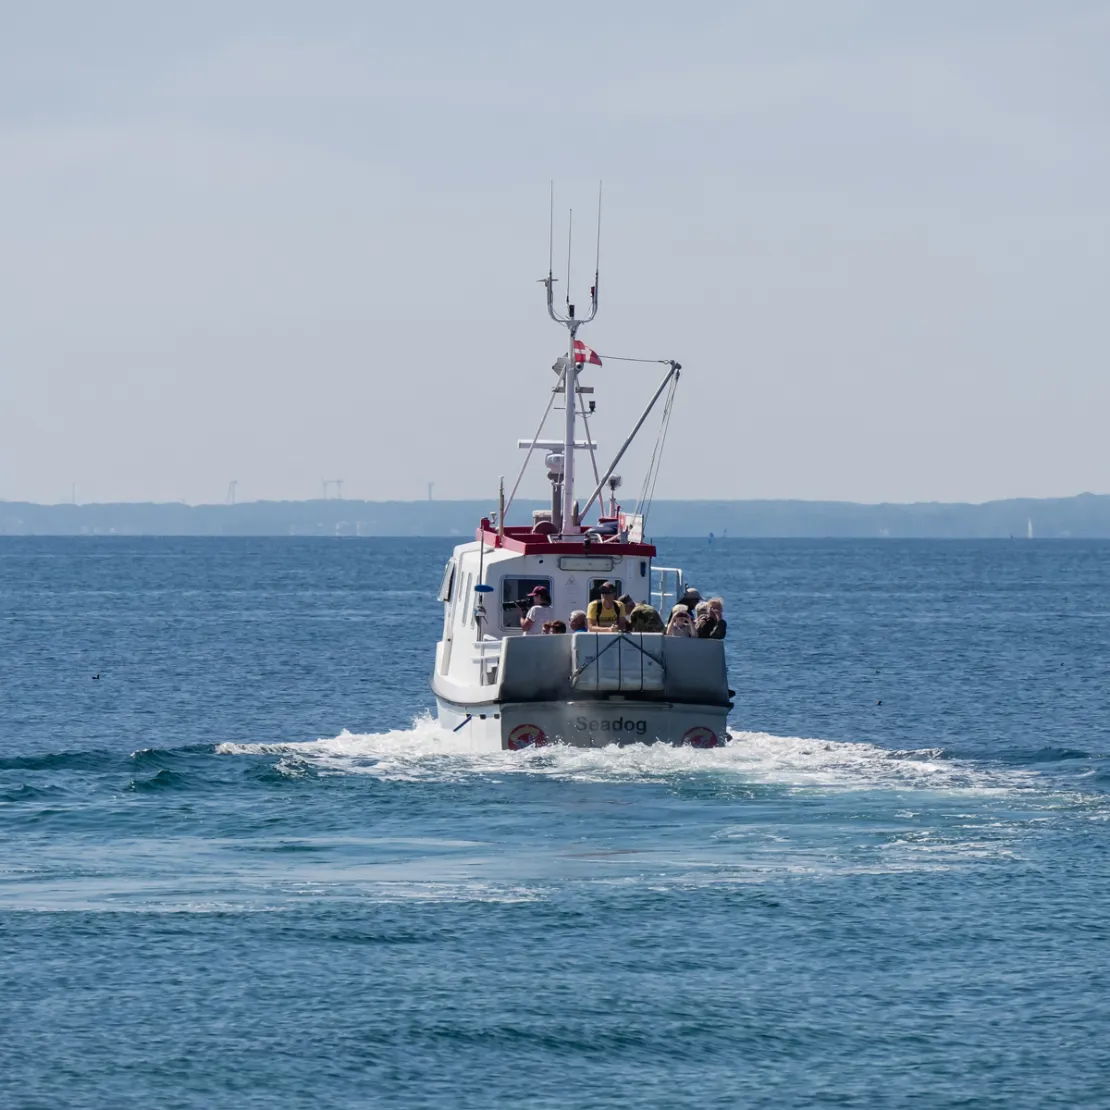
[651,566,683,617]
[470,637,503,686]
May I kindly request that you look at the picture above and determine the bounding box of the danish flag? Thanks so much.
[573,339,602,366]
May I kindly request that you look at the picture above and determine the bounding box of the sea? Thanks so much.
[2,536,1109,1109]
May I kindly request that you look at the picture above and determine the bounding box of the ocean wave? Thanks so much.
[997,746,1093,765]
[0,744,212,776]
[0,750,115,773]
[127,768,192,793]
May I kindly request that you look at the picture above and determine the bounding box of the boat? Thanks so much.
[431,208,731,750]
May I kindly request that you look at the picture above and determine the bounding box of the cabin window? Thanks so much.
[500,576,553,630]
[437,560,456,602]
[587,578,623,604]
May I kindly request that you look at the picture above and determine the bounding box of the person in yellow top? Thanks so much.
[587,582,627,632]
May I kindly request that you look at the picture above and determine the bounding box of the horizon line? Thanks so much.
[1,492,1108,511]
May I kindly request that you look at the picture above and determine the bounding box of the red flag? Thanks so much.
[573,339,602,366]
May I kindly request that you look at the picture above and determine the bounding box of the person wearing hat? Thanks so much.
[587,581,627,632]
[520,585,554,635]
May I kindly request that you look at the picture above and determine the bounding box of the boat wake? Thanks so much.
[215,715,1047,797]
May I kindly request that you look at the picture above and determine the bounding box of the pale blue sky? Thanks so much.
[2,1,1108,504]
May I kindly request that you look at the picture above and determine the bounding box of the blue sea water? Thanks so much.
[2,537,1109,1109]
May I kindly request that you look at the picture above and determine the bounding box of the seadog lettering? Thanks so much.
[575,716,648,736]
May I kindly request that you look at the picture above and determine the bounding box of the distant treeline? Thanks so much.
[3,495,1110,538]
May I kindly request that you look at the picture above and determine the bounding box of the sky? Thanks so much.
[2,0,1108,505]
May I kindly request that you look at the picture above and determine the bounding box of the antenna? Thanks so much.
[593,181,602,308]
[540,183,603,538]
[565,208,573,311]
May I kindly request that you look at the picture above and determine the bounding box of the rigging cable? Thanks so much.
[594,353,671,365]
[580,351,672,499]
[634,374,679,536]
[503,386,558,519]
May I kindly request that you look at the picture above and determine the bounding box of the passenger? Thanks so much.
[520,585,554,635]
[618,593,636,615]
[549,620,567,634]
[587,581,626,632]
[694,600,716,639]
[569,610,588,632]
[707,596,727,640]
[665,604,696,637]
[677,586,702,614]
[541,621,553,634]
[628,603,665,633]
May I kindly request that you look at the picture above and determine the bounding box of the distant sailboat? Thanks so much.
[1027,517,1034,539]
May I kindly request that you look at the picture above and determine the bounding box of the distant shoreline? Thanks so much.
[3,494,1110,538]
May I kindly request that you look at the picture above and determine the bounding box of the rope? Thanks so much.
[595,353,672,365]
[569,633,664,683]
[634,375,678,535]
[503,387,557,518]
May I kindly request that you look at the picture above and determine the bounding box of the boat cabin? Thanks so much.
[435,518,687,686]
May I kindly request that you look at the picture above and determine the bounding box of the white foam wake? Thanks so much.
[216,715,1039,795]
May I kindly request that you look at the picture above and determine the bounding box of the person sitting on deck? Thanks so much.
[520,586,554,635]
[569,610,588,632]
[548,620,567,634]
[628,603,665,633]
[618,593,636,615]
[665,604,696,637]
[587,582,626,632]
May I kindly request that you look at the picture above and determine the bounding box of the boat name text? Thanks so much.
[575,716,647,736]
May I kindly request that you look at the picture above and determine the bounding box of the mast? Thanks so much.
[562,318,578,539]
[544,184,600,538]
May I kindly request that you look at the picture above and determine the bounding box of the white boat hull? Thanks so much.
[436,694,728,751]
